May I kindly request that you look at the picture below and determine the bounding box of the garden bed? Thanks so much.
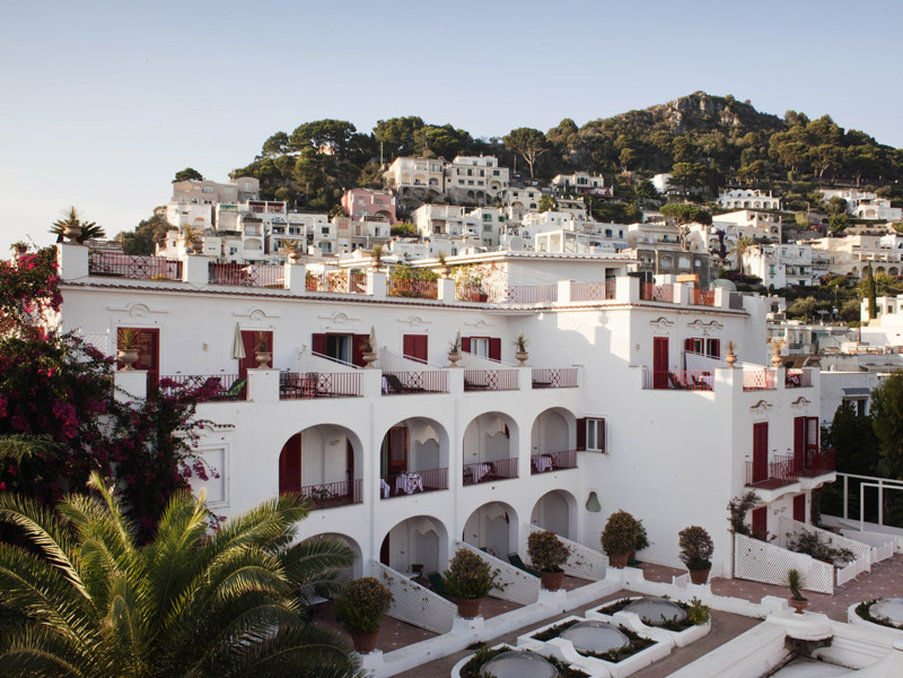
[586,596,711,648]
[849,600,903,633]
[454,644,589,678]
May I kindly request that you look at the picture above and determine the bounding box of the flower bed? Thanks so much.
[587,597,711,648]
[454,644,589,678]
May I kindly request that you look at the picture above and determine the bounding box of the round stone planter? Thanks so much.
[350,629,378,654]
[540,570,565,591]
[455,597,484,619]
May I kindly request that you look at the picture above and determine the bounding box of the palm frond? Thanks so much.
[0,435,60,462]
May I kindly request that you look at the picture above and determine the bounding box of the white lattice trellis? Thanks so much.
[733,533,834,594]
[778,517,872,587]
[370,561,455,634]
[526,524,608,580]
[454,540,540,605]
[75,329,111,356]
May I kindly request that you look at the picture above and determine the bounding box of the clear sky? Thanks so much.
[1,0,901,249]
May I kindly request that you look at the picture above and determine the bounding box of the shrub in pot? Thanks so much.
[601,510,641,568]
[443,548,499,618]
[527,530,569,591]
[678,525,714,584]
[786,568,808,614]
[334,576,393,653]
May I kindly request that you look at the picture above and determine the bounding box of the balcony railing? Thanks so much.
[298,479,362,509]
[640,283,674,302]
[208,263,284,287]
[785,369,813,388]
[158,373,246,401]
[381,370,447,395]
[501,284,558,303]
[532,368,578,389]
[464,369,518,391]
[381,467,448,498]
[279,372,362,399]
[795,449,836,478]
[462,457,518,485]
[88,252,182,280]
[387,278,438,299]
[642,367,714,391]
[570,280,616,301]
[746,454,798,489]
[692,289,716,306]
[531,450,578,474]
[305,270,367,294]
[743,369,776,390]
[456,283,487,302]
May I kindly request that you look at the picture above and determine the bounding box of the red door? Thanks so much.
[793,416,806,473]
[653,337,669,389]
[403,334,429,363]
[239,330,272,376]
[278,433,302,494]
[380,534,390,566]
[752,422,768,484]
[346,440,356,502]
[751,506,767,540]
[119,327,160,392]
[793,494,806,523]
[387,427,408,474]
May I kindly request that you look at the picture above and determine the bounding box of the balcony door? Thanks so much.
[118,327,160,391]
[239,330,272,376]
[653,337,669,389]
[793,416,819,472]
[752,422,768,484]
[386,426,408,475]
[751,506,767,540]
[793,494,806,522]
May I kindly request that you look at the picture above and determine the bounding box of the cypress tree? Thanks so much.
[864,263,877,320]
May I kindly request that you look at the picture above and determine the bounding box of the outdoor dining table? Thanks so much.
[465,462,492,483]
[532,455,553,473]
[380,478,391,498]
[395,472,423,495]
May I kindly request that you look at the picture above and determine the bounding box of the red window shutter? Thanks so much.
[684,338,694,352]
[311,333,327,356]
[352,334,369,367]
[403,334,415,360]
[403,334,428,363]
[576,418,586,451]
[488,337,502,361]
[416,335,428,363]
[461,336,471,353]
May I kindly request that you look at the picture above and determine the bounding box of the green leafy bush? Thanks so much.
[334,577,393,632]
[527,530,569,573]
[601,510,641,555]
[678,526,714,570]
[443,548,500,600]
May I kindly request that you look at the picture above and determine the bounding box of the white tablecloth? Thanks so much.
[380,479,391,498]
[533,455,553,473]
[395,473,423,495]
[465,463,492,483]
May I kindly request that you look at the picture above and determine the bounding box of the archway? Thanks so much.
[531,490,577,539]
[380,515,448,575]
[530,407,576,473]
[463,501,518,559]
[462,412,518,485]
[309,532,363,578]
[379,417,449,498]
[278,425,362,508]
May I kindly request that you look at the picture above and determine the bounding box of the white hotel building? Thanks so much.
[53,243,836,590]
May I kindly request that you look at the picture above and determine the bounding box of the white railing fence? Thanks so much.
[778,517,871,587]
[733,533,834,594]
[526,524,608,580]
[454,540,540,605]
[832,471,903,531]
[370,561,456,634]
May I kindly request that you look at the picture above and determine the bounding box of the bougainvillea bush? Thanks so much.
[0,246,211,539]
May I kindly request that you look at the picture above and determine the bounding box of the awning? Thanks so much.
[842,387,870,397]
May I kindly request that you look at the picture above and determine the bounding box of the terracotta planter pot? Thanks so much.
[789,598,808,615]
[540,570,565,591]
[350,629,378,654]
[455,597,484,619]
[688,567,710,585]
[608,552,629,568]
[117,348,138,370]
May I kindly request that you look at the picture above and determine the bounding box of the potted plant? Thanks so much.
[443,548,498,619]
[181,226,202,254]
[280,239,304,264]
[437,251,451,277]
[253,331,271,368]
[362,329,378,368]
[116,328,140,370]
[514,333,529,365]
[371,244,384,270]
[10,241,28,258]
[787,568,808,614]
[678,525,714,584]
[334,576,393,654]
[447,331,462,367]
[601,510,641,568]
[527,530,569,591]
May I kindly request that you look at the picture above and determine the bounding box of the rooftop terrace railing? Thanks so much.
[531,368,578,388]
[570,280,616,301]
[746,454,798,489]
[88,251,182,280]
[381,370,448,395]
[640,282,674,302]
[463,369,519,392]
[208,262,284,287]
[158,373,246,401]
[742,368,776,390]
[387,278,438,299]
[279,371,362,399]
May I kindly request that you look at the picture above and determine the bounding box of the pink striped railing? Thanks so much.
[743,369,776,390]
[382,370,447,394]
[571,280,616,301]
[279,372,362,399]
[502,284,558,303]
[297,479,362,509]
[208,262,284,287]
[463,369,519,391]
[531,368,578,388]
[388,278,438,299]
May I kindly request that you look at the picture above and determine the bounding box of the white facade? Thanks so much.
[808,233,903,278]
[742,244,816,288]
[56,244,833,588]
[551,171,611,197]
[822,188,903,221]
[718,189,782,211]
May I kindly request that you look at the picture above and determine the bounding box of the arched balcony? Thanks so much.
[463,501,518,559]
[380,515,448,576]
[530,407,578,474]
[531,490,577,539]
[462,412,518,486]
[380,417,449,499]
[278,425,362,509]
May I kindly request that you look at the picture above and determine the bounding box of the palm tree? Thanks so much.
[732,235,754,275]
[50,207,106,244]
[0,472,362,677]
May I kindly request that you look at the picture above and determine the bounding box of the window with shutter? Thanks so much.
[488,337,502,361]
[576,418,586,450]
[403,334,428,363]
[585,418,605,452]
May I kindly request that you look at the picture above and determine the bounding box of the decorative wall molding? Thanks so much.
[790,396,812,408]
[397,315,433,329]
[107,302,168,318]
[749,400,773,413]
[464,318,494,329]
[314,311,359,326]
[687,319,724,336]
[649,316,675,329]
[234,307,281,321]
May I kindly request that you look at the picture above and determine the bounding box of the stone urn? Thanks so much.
[255,351,272,368]
[515,350,529,366]
[447,350,462,367]
[63,224,83,243]
[117,348,139,370]
[363,351,378,368]
[789,597,809,615]
[288,251,303,264]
